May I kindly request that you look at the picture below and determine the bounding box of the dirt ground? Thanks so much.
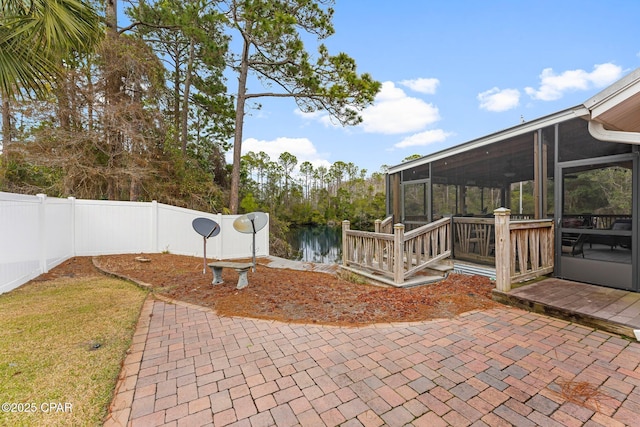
[40,254,501,326]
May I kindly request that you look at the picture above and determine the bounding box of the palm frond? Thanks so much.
[0,0,102,98]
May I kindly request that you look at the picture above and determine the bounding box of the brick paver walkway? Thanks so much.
[105,297,640,426]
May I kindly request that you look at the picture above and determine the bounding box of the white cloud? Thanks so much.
[394,129,454,148]
[525,63,623,101]
[588,63,624,86]
[295,81,441,135]
[360,82,441,134]
[240,137,331,171]
[477,87,520,112]
[399,77,440,94]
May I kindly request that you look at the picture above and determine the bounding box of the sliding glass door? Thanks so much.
[555,154,637,291]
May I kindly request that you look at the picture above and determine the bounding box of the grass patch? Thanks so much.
[0,276,147,426]
[336,269,370,285]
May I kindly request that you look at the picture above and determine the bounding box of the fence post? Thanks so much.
[37,194,47,273]
[374,219,381,233]
[215,213,223,260]
[342,220,350,267]
[449,215,455,256]
[151,200,158,253]
[494,207,511,292]
[393,223,405,285]
[68,197,76,256]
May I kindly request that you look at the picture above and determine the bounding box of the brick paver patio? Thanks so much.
[105,296,640,426]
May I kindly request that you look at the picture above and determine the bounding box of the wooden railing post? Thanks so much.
[494,208,511,292]
[374,219,381,233]
[393,223,405,284]
[342,220,350,267]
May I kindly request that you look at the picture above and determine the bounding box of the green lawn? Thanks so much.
[0,276,147,426]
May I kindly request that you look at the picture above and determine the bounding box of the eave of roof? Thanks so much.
[583,68,640,134]
[583,67,640,118]
[389,67,640,175]
[387,105,588,174]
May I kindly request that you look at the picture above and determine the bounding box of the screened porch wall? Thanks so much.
[388,119,613,225]
[389,117,636,232]
[387,117,637,289]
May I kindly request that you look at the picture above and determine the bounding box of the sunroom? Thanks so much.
[378,68,640,292]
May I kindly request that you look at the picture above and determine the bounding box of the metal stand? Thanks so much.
[192,218,220,274]
[247,213,257,272]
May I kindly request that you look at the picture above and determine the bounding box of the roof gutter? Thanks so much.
[387,106,586,175]
[588,120,640,144]
[584,68,640,144]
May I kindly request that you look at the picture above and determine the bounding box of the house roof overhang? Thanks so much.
[389,67,640,175]
[583,67,640,133]
[387,106,588,175]
[583,68,640,144]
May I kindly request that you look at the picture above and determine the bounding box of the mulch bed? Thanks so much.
[44,253,501,326]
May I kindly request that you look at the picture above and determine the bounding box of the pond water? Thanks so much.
[286,225,342,264]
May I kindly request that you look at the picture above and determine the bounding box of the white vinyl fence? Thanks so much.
[0,192,269,294]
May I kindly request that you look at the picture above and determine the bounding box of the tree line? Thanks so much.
[240,151,387,229]
[0,0,381,223]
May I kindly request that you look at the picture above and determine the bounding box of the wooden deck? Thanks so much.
[493,278,640,339]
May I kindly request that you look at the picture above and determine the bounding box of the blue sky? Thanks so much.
[236,0,640,176]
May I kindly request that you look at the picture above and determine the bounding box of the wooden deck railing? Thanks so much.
[345,208,555,289]
[342,223,395,278]
[342,217,451,285]
[375,216,393,234]
[452,217,495,263]
[494,208,554,291]
[401,218,452,281]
